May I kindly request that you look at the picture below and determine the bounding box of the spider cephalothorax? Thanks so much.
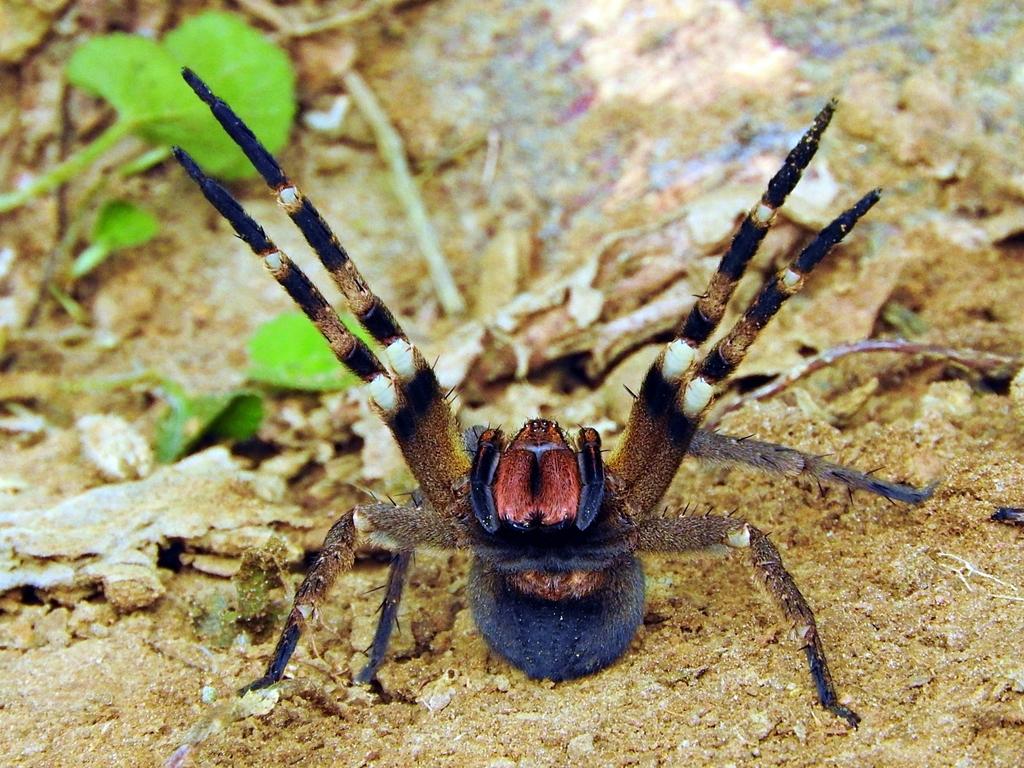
[175,69,935,727]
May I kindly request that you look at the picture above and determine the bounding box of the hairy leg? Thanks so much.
[176,70,469,514]
[242,512,356,692]
[638,514,860,727]
[688,429,935,504]
[353,552,411,684]
[353,498,465,551]
[243,498,467,692]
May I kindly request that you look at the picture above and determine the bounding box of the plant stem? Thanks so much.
[0,120,133,213]
[705,338,1021,429]
[344,70,466,315]
[71,242,110,279]
[119,146,173,177]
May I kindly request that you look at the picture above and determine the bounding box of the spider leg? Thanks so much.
[242,512,356,692]
[353,498,465,550]
[174,150,385,383]
[696,189,879,385]
[243,499,464,691]
[682,100,837,347]
[992,507,1024,526]
[175,70,469,511]
[354,552,411,684]
[182,69,404,347]
[688,429,936,504]
[350,498,467,682]
[637,514,860,727]
[609,103,879,515]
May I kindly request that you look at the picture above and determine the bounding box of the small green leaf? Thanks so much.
[69,242,110,281]
[94,199,159,250]
[247,312,371,391]
[66,34,189,127]
[66,11,296,179]
[207,393,264,441]
[70,200,159,279]
[155,381,264,462]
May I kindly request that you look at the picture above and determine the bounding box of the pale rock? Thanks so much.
[0,448,307,608]
[77,414,153,481]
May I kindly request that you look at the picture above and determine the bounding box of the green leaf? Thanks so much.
[94,199,159,250]
[155,381,264,462]
[162,13,295,178]
[69,243,110,281]
[66,11,296,179]
[207,393,264,441]
[66,34,189,127]
[70,200,159,278]
[247,311,371,391]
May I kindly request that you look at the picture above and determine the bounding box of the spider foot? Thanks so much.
[352,662,379,686]
[826,701,861,729]
[238,674,278,696]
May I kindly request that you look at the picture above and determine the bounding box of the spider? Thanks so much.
[173,68,934,728]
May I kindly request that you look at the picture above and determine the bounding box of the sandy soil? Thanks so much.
[2,1,1024,766]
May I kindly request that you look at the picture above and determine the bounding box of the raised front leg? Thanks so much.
[609,101,880,516]
[175,70,469,514]
[638,514,860,727]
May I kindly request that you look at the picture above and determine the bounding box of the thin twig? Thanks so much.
[236,0,407,38]
[706,339,1020,428]
[482,127,501,189]
[937,552,1019,594]
[343,70,466,315]
[0,120,133,214]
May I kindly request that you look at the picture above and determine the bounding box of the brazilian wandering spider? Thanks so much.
[174,68,934,727]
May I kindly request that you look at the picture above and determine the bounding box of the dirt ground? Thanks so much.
[2,1,1024,766]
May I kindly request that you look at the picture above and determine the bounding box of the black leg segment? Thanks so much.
[680,100,838,348]
[354,552,412,684]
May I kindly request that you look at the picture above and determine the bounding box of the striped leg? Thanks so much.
[182,69,404,346]
[682,100,837,346]
[694,190,879,388]
[175,70,468,511]
[637,514,860,727]
[175,150,385,383]
[609,103,877,514]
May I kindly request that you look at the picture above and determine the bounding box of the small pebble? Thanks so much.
[567,733,595,758]
[77,414,153,481]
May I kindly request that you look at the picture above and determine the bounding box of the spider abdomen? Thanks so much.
[468,558,645,681]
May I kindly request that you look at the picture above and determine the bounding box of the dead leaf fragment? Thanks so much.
[0,448,308,608]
